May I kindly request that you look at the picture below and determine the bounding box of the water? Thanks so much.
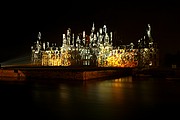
[0,76,180,119]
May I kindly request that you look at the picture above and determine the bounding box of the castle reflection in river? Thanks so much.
[31,23,159,68]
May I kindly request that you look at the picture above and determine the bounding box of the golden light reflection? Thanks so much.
[59,84,70,104]
[98,76,133,88]
[110,76,133,88]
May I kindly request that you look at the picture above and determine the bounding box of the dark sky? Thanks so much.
[0,1,180,64]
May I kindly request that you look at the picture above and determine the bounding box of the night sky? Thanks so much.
[1,1,180,66]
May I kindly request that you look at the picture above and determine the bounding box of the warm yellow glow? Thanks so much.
[32,23,158,68]
[97,47,138,68]
[41,47,138,67]
[42,50,71,66]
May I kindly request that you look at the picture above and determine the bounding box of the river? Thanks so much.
[0,76,180,119]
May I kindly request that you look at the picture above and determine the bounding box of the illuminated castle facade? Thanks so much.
[31,23,159,68]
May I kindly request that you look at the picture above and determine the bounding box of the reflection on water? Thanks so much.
[101,76,133,88]
[1,76,180,119]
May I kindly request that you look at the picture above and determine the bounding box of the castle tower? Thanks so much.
[91,22,95,33]
[147,24,154,48]
[62,34,67,47]
[72,33,75,46]
[110,32,113,45]
[67,28,71,45]
[38,32,41,40]
[82,30,86,46]
[103,25,107,33]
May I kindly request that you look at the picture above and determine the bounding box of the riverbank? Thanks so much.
[0,65,132,81]
[0,69,26,81]
[132,67,180,79]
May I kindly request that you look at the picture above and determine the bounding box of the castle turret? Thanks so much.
[76,35,81,48]
[110,32,113,45]
[103,25,107,33]
[62,34,66,47]
[147,24,154,48]
[67,28,71,45]
[82,31,86,46]
[91,22,95,33]
[72,33,75,46]
[38,32,41,40]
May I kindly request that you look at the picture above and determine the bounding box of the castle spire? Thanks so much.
[147,24,151,38]
[91,22,95,33]
[38,32,41,40]
[147,24,154,47]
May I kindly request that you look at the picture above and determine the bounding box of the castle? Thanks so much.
[31,23,159,68]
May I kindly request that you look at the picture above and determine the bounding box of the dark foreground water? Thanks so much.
[0,76,180,120]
